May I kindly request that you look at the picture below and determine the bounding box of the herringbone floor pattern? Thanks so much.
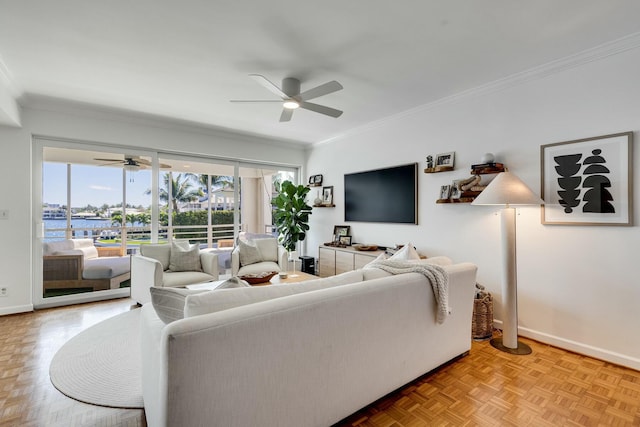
[1,298,638,426]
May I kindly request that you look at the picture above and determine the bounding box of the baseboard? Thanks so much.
[493,320,640,371]
[0,304,34,316]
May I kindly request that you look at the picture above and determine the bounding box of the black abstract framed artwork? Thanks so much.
[541,131,633,225]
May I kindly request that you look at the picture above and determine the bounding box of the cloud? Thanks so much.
[90,185,113,191]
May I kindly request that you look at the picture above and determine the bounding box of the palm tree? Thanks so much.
[146,173,203,213]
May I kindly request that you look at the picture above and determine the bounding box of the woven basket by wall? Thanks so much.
[472,283,493,341]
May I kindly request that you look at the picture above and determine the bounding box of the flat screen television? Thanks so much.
[344,163,418,224]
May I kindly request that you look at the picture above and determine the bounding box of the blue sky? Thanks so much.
[43,163,153,208]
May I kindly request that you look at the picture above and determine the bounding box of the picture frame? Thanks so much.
[541,131,633,226]
[339,235,352,246]
[322,186,334,205]
[450,181,462,199]
[439,185,451,200]
[435,152,455,168]
[333,225,350,238]
[308,174,323,186]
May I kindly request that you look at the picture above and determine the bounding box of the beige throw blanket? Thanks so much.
[366,259,450,323]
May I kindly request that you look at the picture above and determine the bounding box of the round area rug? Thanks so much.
[49,309,143,409]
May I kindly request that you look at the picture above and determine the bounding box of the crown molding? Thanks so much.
[316,31,640,146]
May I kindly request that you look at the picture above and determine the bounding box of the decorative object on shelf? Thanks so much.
[480,153,495,163]
[308,174,323,186]
[353,244,379,251]
[459,175,481,191]
[239,271,278,284]
[439,185,451,200]
[272,180,312,253]
[338,235,352,246]
[541,131,632,226]
[322,186,334,206]
[472,171,544,355]
[426,155,434,169]
[313,190,323,207]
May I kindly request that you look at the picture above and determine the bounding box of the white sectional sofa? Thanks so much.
[140,257,477,427]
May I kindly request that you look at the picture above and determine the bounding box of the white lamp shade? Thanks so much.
[472,171,544,206]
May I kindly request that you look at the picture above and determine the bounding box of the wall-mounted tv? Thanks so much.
[344,163,418,224]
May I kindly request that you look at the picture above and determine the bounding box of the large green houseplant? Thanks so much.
[272,180,312,252]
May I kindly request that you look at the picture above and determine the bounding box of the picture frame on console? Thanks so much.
[333,225,350,238]
[339,235,352,246]
[541,131,632,226]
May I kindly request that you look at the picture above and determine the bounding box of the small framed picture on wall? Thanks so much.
[322,186,334,205]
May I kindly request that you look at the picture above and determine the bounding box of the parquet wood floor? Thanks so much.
[1,298,639,426]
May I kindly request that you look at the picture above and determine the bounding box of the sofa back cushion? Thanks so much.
[44,239,98,260]
[184,269,363,318]
[43,239,74,256]
[140,244,172,270]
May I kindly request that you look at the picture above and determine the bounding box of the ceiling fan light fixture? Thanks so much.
[283,100,300,109]
[124,163,139,172]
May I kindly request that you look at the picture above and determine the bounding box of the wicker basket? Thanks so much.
[472,284,493,341]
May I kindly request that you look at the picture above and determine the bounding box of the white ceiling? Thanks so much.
[2,1,640,144]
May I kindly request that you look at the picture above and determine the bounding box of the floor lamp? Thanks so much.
[472,171,543,355]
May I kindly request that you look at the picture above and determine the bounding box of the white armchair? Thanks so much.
[231,237,288,276]
[131,243,219,305]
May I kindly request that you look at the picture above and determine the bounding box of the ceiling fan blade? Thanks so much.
[249,74,287,99]
[94,157,123,162]
[97,161,124,167]
[299,81,343,101]
[230,100,284,103]
[280,108,294,122]
[299,101,343,118]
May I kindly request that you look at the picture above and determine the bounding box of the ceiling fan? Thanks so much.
[94,156,171,170]
[231,74,343,122]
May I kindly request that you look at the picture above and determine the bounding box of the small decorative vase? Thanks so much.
[314,190,323,206]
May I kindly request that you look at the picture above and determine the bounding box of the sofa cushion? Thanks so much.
[184,269,363,318]
[162,271,216,288]
[169,242,202,272]
[237,261,281,276]
[82,256,131,279]
[216,276,251,289]
[149,287,208,324]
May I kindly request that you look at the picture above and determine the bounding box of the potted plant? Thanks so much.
[272,180,312,254]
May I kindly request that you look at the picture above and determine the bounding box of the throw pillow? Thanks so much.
[238,239,263,266]
[149,287,208,324]
[216,276,251,289]
[363,252,388,268]
[389,243,420,261]
[169,242,202,272]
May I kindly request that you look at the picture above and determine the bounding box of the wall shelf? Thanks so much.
[424,166,454,173]
[313,204,335,208]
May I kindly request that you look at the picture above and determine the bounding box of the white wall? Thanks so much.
[0,102,306,315]
[306,47,640,370]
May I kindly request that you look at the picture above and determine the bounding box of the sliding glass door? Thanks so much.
[34,139,299,307]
